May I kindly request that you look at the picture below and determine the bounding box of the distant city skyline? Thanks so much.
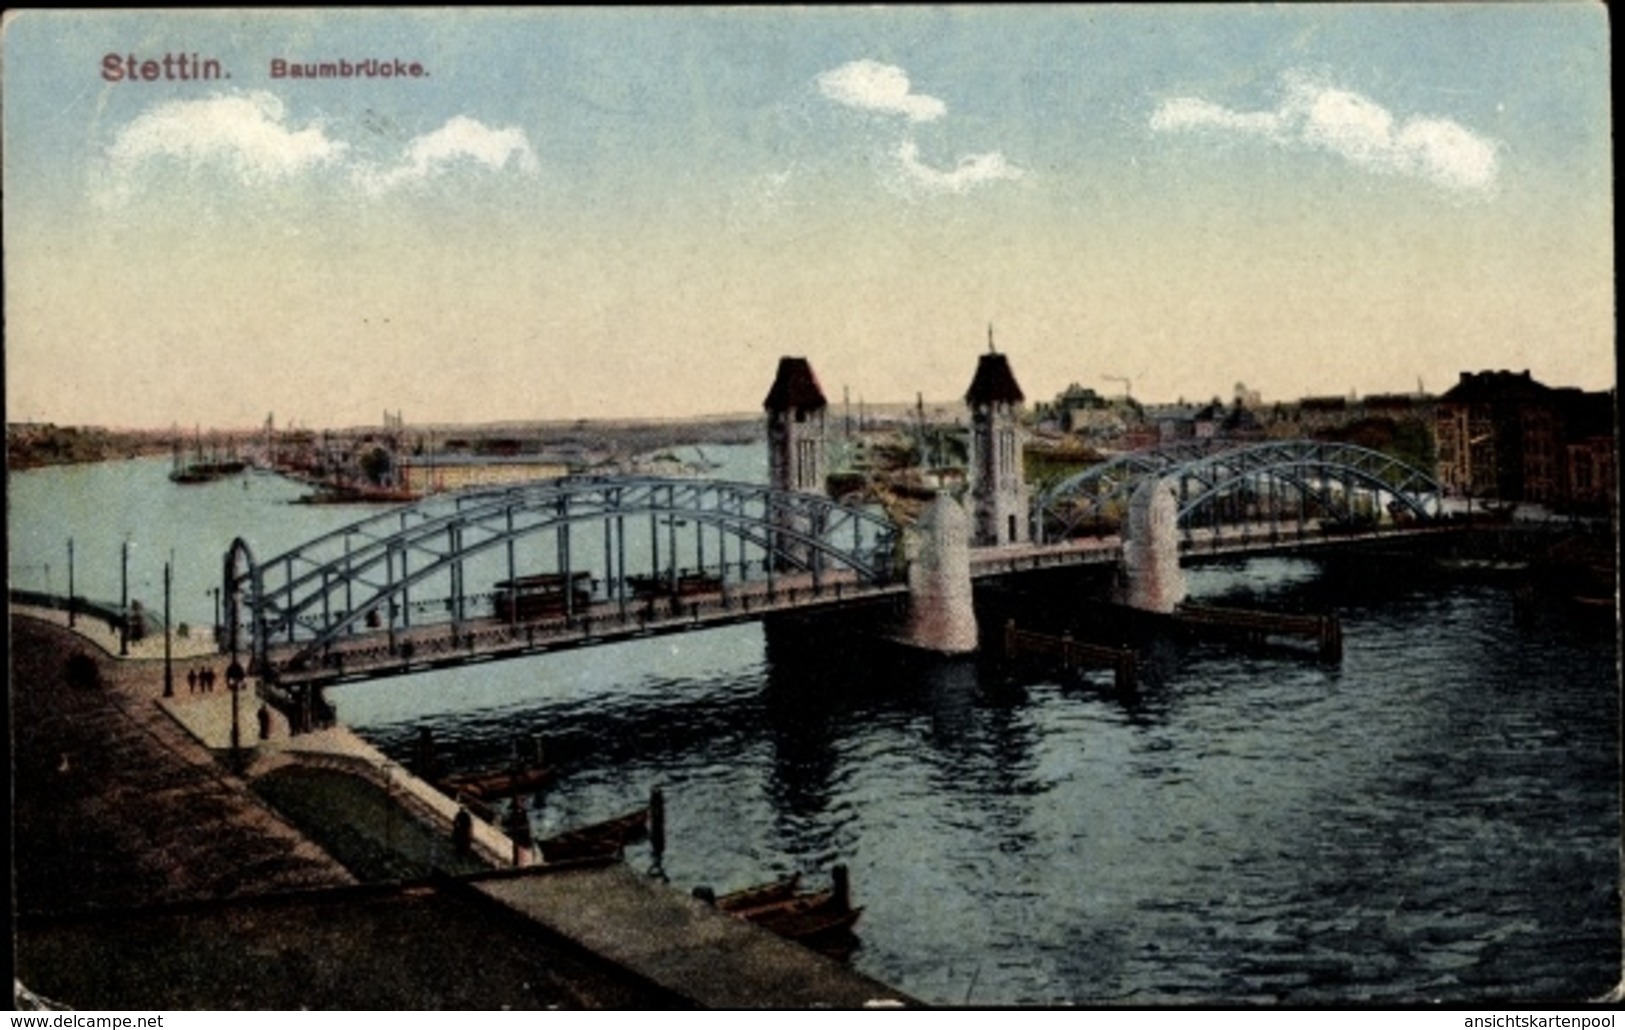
[3,7,1614,430]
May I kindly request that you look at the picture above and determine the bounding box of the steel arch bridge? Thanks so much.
[1036,439,1444,541]
[225,475,898,677]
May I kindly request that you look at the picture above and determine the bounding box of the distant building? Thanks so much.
[1296,396,1350,433]
[397,455,570,495]
[1435,369,1615,509]
[1145,403,1202,442]
[1052,383,1107,433]
[1559,389,1616,512]
[1220,402,1266,440]
[1147,401,1224,442]
[1362,393,1419,414]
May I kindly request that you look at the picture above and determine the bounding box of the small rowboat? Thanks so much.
[730,888,834,921]
[715,873,802,913]
[538,806,649,864]
[735,889,864,954]
[751,903,864,945]
[715,864,861,959]
[438,765,553,802]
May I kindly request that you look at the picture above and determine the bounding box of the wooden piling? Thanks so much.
[1004,621,1137,693]
[1113,651,1137,695]
[1175,603,1343,663]
[649,786,666,860]
[832,863,851,912]
[505,795,534,867]
[1318,614,1343,662]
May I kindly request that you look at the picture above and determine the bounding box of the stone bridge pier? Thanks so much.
[900,494,978,654]
[1118,477,1187,613]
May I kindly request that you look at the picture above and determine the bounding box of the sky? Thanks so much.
[2,6,1614,429]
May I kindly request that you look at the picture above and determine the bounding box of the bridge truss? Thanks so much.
[1036,439,1444,541]
[225,475,898,677]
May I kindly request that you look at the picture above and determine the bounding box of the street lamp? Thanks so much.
[162,561,173,698]
[207,587,222,649]
[226,656,246,771]
[381,760,398,857]
[67,538,76,628]
[120,539,130,656]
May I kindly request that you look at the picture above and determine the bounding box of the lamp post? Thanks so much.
[67,538,76,628]
[382,761,398,856]
[208,587,222,649]
[226,656,246,771]
[119,539,130,656]
[162,561,174,698]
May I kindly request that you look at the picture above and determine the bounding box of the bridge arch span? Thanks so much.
[229,475,898,674]
[1039,440,1442,540]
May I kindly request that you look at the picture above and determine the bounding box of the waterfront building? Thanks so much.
[1434,370,1616,509]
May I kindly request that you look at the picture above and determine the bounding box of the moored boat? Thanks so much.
[725,864,864,957]
[715,873,802,913]
[749,901,864,944]
[537,806,650,864]
[437,764,554,802]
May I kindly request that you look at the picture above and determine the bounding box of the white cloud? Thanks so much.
[1149,72,1500,192]
[812,59,1022,199]
[892,140,1023,196]
[353,116,539,195]
[817,59,946,122]
[103,91,346,185]
[96,95,537,204]
[1148,97,1283,136]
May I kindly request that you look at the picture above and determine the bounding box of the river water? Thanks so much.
[9,452,1619,1005]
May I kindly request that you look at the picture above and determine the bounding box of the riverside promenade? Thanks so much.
[11,606,917,1008]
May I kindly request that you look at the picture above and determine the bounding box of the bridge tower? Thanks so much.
[1118,477,1187,613]
[765,356,828,495]
[764,357,829,569]
[902,493,978,654]
[965,340,1030,547]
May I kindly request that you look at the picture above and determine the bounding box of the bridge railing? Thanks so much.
[269,571,906,683]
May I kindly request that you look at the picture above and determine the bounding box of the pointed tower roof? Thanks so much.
[763,357,828,412]
[965,352,1025,406]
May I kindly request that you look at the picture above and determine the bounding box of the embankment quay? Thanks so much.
[10,611,917,1009]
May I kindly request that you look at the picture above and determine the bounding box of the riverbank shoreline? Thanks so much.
[10,609,918,1009]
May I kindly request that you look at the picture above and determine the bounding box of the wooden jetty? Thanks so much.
[1172,602,1343,661]
[1003,621,1138,693]
[469,863,914,1007]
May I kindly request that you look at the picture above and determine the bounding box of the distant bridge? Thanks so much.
[224,440,1451,689]
[1036,439,1444,541]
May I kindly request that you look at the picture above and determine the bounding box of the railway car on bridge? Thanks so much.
[492,572,594,622]
[625,571,724,602]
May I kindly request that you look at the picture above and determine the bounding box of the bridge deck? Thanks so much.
[267,570,908,688]
[260,522,1462,688]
